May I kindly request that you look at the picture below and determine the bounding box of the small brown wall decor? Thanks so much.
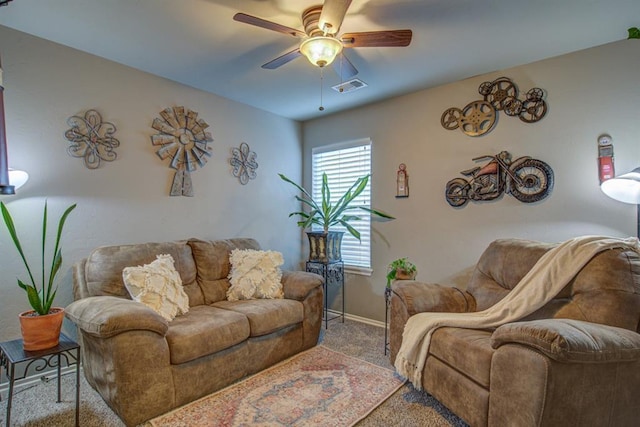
[445,150,554,207]
[64,109,120,169]
[396,163,409,198]
[441,77,547,137]
[150,106,213,196]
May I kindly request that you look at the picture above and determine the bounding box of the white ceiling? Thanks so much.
[1,0,639,121]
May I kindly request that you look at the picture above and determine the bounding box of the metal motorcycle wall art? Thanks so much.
[445,151,554,207]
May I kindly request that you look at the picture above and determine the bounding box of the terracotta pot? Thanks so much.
[18,307,65,351]
[395,269,416,281]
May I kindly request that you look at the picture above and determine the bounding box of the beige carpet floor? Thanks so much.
[0,319,468,427]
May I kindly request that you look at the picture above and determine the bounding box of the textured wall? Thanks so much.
[303,39,640,322]
[0,26,304,341]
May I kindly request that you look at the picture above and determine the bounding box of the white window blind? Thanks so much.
[312,139,372,269]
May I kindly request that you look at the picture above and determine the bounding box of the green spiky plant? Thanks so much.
[279,172,394,241]
[1,201,76,315]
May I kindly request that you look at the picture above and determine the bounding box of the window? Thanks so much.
[312,139,372,273]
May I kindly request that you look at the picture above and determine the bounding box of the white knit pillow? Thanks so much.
[227,249,284,301]
[123,254,190,322]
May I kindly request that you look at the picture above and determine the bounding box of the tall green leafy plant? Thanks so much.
[279,172,394,241]
[1,201,76,315]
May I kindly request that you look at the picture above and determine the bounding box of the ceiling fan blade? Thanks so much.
[261,48,302,69]
[319,0,352,35]
[341,30,412,48]
[234,13,306,38]
[332,53,358,79]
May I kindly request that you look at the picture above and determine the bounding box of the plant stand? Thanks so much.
[0,333,81,427]
[306,260,344,329]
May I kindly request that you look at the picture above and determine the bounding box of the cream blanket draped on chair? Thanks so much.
[394,235,640,389]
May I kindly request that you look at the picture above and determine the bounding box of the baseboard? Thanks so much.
[326,309,385,328]
[0,365,79,401]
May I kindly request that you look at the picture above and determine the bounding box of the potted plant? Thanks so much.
[386,257,417,288]
[279,172,394,263]
[1,200,76,351]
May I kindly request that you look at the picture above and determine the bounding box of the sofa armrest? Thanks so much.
[281,270,323,301]
[491,318,640,362]
[65,296,169,338]
[392,281,475,316]
[389,281,474,364]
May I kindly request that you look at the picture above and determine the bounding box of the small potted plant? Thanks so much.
[279,172,394,263]
[386,257,417,288]
[1,200,76,351]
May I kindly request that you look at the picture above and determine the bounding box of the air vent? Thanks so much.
[332,78,368,93]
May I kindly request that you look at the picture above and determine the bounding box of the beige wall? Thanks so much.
[303,39,640,322]
[1,25,638,339]
[0,26,304,341]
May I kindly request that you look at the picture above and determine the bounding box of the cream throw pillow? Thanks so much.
[227,249,284,301]
[122,254,190,322]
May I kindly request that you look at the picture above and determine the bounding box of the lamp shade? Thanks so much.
[600,167,640,204]
[9,168,28,190]
[300,36,343,68]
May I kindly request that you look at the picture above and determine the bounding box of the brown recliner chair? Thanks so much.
[389,238,640,427]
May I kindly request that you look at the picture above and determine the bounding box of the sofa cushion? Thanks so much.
[227,249,284,301]
[83,241,201,304]
[429,327,494,388]
[467,239,640,332]
[213,299,303,337]
[188,238,261,304]
[123,254,190,322]
[165,305,250,364]
[467,239,554,311]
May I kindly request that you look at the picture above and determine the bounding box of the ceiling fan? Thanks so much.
[233,0,412,79]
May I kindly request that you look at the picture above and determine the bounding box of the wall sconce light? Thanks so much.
[0,53,28,195]
[8,168,28,190]
[601,167,640,238]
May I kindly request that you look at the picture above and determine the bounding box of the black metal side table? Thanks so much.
[384,286,392,355]
[306,260,345,328]
[0,333,80,427]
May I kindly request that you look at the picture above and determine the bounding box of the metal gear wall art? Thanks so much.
[229,142,258,185]
[64,109,120,169]
[150,106,213,196]
[441,77,547,137]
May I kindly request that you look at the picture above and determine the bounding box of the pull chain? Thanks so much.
[319,67,325,111]
[339,53,344,90]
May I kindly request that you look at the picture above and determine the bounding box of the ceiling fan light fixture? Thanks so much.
[300,36,343,68]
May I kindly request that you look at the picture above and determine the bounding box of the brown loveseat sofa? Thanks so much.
[390,238,640,427]
[65,238,323,426]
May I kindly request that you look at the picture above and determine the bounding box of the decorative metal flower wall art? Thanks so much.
[441,77,547,137]
[150,106,213,196]
[229,142,258,185]
[64,109,120,169]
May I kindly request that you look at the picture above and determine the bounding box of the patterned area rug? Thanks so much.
[149,345,405,427]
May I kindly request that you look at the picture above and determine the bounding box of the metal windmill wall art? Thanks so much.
[441,77,548,137]
[229,142,258,185]
[64,109,120,169]
[151,106,213,196]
